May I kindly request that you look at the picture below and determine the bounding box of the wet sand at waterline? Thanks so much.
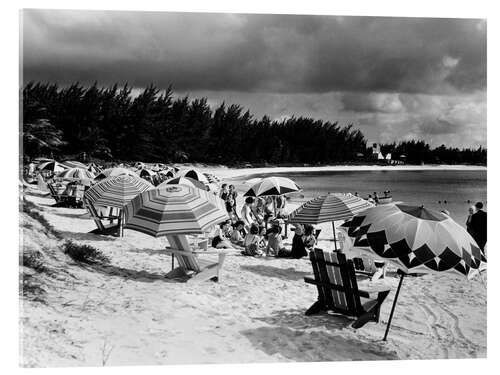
[20,170,486,366]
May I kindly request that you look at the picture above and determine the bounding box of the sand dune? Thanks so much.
[20,188,486,367]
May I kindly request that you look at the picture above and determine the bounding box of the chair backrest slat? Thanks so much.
[166,234,200,272]
[325,251,349,311]
[310,248,362,315]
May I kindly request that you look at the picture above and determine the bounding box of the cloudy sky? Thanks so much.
[22,10,486,148]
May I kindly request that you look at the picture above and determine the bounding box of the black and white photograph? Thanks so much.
[16,4,489,368]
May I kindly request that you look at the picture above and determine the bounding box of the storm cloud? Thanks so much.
[21,10,486,148]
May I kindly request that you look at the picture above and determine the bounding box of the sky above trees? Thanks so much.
[22,10,486,148]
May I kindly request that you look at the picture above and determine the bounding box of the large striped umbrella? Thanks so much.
[244,176,300,197]
[95,167,139,181]
[62,160,87,169]
[84,175,154,209]
[340,203,486,340]
[289,193,374,249]
[179,169,209,184]
[55,167,95,182]
[123,185,229,237]
[158,176,207,191]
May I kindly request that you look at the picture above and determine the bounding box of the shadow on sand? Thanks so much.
[239,264,310,282]
[240,325,398,361]
[58,230,116,242]
[254,308,353,331]
[81,262,182,284]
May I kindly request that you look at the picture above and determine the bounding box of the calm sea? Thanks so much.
[238,169,487,228]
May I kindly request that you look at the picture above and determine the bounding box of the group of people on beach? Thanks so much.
[211,188,317,259]
[210,218,317,259]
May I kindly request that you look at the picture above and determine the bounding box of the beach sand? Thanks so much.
[19,174,487,367]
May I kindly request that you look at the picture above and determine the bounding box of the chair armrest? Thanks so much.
[358,286,391,299]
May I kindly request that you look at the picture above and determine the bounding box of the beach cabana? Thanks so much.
[123,185,229,282]
[341,203,486,340]
[84,175,154,236]
[289,193,374,250]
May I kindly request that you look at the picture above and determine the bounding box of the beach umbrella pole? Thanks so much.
[332,221,338,251]
[383,271,405,341]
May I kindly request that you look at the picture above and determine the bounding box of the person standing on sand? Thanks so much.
[469,202,487,251]
[241,197,256,232]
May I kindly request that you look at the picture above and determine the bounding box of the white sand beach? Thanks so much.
[20,174,486,367]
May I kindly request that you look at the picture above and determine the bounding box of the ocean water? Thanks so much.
[240,169,487,228]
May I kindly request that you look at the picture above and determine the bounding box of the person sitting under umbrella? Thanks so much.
[302,224,317,252]
[211,220,233,249]
[290,224,307,259]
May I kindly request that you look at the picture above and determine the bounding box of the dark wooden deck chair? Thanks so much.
[83,198,119,236]
[47,183,62,203]
[164,234,226,283]
[304,248,390,328]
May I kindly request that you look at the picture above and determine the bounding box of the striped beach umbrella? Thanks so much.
[179,169,209,184]
[244,176,300,197]
[123,185,229,237]
[84,174,154,208]
[158,176,208,191]
[289,193,374,249]
[95,167,138,181]
[289,193,374,224]
[139,169,157,179]
[340,203,486,340]
[62,160,88,169]
[55,167,95,182]
[203,172,221,184]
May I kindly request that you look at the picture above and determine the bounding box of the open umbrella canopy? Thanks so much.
[289,193,374,224]
[244,176,300,197]
[158,176,207,191]
[85,174,154,208]
[36,161,69,173]
[55,167,95,182]
[62,160,87,169]
[95,167,139,181]
[341,203,485,277]
[124,185,229,237]
[178,169,209,184]
[244,177,262,185]
[139,169,157,178]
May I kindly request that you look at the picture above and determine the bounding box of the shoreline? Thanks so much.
[195,164,486,179]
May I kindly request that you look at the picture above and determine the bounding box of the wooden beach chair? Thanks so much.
[304,248,390,328]
[47,183,62,203]
[83,198,120,236]
[165,234,226,283]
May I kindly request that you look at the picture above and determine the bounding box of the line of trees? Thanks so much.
[22,82,486,165]
[379,141,486,165]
